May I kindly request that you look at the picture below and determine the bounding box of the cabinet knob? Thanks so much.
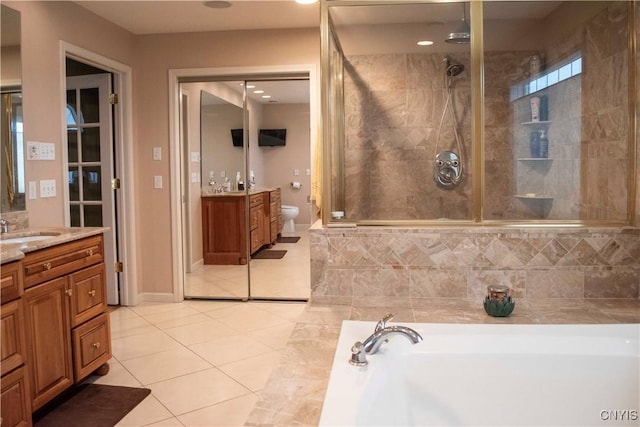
[89,290,96,297]
[86,249,94,257]
[43,262,52,270]
[65,289,73,296]
[92,342,101,349]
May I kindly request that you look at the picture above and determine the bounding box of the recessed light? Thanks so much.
[296,0,318,4]
[246,85,255,89]
[261,95,271,99]
[203,1,231,9]
[253,90,264,94]
[417,40,434,46]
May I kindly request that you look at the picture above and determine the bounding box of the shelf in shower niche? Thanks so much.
[521,121,551,126]
[514,194,554,200]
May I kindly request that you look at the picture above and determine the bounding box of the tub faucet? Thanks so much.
[349,313,423,366]
[0,219,8,234]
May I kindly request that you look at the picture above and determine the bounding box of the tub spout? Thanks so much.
[349,314,423,366]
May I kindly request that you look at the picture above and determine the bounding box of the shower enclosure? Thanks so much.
[321,0,636,225]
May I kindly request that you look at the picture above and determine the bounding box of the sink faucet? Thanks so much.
[0,219,8,234]
[349,313,423,366]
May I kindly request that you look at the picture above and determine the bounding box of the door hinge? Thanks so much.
[109,93,118,104]
[114,261,123,273]
[111,178,121,190]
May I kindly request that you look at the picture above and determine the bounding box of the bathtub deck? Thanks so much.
[245,298,640,426]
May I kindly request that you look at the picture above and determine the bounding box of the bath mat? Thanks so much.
[252,249,287,259]
[277,236,300,243]
[34,384,151,427]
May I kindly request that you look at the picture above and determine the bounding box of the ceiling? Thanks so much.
[75,1,320,34]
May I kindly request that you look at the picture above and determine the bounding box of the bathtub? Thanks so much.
[319,321,639,426]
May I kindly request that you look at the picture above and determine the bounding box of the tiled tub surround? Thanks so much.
[309,225,640,302]
[246,299,640,426]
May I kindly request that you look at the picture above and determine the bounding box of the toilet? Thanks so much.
[281,205,299,234]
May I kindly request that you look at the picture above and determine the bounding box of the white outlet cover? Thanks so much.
[27,141,40,160]
[154,175,163,189]
[153,147,162,161]
[191,152,200,162]
[29,181,37,199]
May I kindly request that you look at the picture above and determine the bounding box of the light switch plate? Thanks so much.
[191,172,200,183]
[40,142,55,160]
[27,141,40,160]
[191,152,200,162]
[294,169,300,176]
[40,180,56,198]
[153,175,163,189]
[29,181,37,199]
[153,147,162,161]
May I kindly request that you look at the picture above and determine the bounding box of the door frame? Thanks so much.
[60,41,139,306]
[169,64,319,302]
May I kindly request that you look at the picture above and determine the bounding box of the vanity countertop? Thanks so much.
[201,186,279,197]
[0,227,108,264]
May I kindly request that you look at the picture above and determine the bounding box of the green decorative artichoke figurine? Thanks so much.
[483,296,515,317]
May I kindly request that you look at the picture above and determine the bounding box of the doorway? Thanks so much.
[170,65,318,303]
[61,44,139,307]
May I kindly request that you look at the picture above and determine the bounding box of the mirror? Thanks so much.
[182,82,249,299]
[1,5,25,213]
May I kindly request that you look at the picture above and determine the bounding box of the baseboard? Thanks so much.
[140,292,175,303]
[190,258,204,272]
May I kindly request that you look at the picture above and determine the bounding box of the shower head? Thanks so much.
[444,57,465,77]
[445,3,471,44]
[446,62,465,77]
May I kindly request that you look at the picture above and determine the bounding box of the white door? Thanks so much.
[65,74,119,305]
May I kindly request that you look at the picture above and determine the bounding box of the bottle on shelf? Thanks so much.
[529,131,540,158]
[539,130,549,158]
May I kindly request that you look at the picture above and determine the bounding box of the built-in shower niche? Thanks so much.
[511,70,581,220]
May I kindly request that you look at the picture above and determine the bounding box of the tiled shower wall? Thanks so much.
[310,226,640,302]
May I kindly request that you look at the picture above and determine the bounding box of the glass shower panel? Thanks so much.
[328,2,473,221]
[483,1,631,221]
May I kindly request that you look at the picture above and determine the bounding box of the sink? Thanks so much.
[0,233,60,244]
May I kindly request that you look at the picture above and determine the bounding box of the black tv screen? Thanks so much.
[231,128,243,147]
[258,129,286,147]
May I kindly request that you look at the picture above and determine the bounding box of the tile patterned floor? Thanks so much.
[89,300,307,426]
[185,226,310,300]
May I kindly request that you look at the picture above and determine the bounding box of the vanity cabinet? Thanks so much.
[20,235,111,412]
[1,261,32,426]
[202,188,282,265]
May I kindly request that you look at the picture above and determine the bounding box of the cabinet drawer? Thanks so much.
[69,263,106,328]
[249,193,265,207]
[1,365,32,427]
[72,313,111,382]
[1,261,23,303]
[1,299,26,376]
[270,189,281,203]
[23,236,104,289]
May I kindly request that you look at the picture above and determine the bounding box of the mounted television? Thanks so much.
[258,129,286,147]
[230,128,243,147]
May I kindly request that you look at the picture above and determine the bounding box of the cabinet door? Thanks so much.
[1,366,32,427]
[1,299,27,376]
[72,313,111,382]
[23,277,73,411]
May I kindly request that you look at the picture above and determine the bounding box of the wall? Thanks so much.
[343,52,473,220]
[9,1,320,299]
[262,103,312,225]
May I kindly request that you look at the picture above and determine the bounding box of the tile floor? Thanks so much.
[88,300,307,426]
[184,226,310,300]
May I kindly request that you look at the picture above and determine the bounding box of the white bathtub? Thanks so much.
[319,321,639,426]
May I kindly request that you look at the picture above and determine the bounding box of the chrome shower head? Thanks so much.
[445,3,470,44]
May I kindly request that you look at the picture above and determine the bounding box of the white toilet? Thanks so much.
[281,205,299,234]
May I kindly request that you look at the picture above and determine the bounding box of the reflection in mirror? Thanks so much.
[1,5,25,213]
[181,83,249,300]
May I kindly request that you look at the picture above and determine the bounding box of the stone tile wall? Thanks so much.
[310,224,640,302]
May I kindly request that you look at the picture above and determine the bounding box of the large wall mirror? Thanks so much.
[179,77,312,301]
[1,5,25,213]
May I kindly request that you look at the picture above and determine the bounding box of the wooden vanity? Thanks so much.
[201,188,282,265]
[1,231,111,425]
